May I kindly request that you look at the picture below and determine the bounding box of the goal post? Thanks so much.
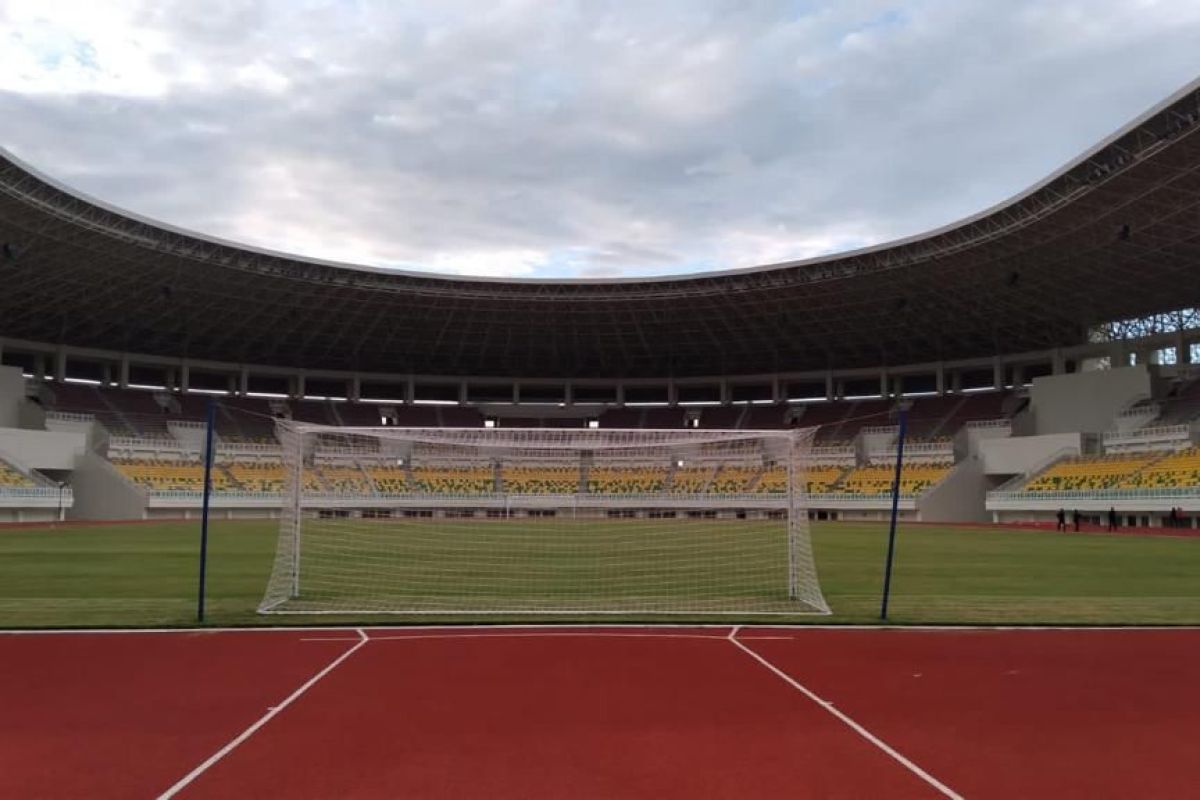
[259,422,829,616]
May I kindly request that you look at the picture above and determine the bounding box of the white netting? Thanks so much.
[259,423,828,616]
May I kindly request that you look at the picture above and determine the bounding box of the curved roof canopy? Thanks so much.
[2,80,1200,380]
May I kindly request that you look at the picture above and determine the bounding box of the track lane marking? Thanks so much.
[156,628,370,799]
[729,631,963,800]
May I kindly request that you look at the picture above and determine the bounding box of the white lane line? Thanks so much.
[732,635,792,640]
[728,633,963,800]
[3,623,1200,636]
[156,628,370,799]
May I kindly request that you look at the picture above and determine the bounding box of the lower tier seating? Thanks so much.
[0,458,36,488]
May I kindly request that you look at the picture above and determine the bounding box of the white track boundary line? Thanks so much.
[156,628,370,799]
[729,631,963,800]
[4,623,1200,636]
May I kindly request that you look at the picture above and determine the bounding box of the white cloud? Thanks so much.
[0,0,1197,279]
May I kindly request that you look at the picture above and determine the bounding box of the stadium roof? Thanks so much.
[2,79,1200,380]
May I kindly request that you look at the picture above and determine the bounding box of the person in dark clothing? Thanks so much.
[1169,507,1179,529]
[1108,507,1118,532]
[1072,509,1081,532]
[1056,508,1067,532]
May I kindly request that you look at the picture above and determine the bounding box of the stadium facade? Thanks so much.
[0,79,1198,526]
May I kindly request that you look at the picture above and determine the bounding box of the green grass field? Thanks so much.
[0,519,1198,628]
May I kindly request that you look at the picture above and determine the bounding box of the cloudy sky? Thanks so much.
[0,1,1197,279]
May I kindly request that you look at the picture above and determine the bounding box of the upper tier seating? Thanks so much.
[1156,378,1200,425]
[337,404,387,426]
[50,383,171,438]
[218,397,279,441]
[394,406,441,427]
[438,407,485,428]
[697,406,743,429]
[597,408,643,429]
[741,405,789,430]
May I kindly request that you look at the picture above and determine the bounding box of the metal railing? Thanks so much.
[964,418,1011,430]
[0,486,73,499]
[989,487,1200,501]
[1102,424,1191,443]
[45,411,95,424]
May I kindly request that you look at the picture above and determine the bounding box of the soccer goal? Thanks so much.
[258,423,829,616]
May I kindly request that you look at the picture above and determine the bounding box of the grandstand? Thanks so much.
[0,78,1199,527]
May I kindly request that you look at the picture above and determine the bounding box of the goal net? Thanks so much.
[258,423,829,616]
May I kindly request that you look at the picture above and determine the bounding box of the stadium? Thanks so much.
[1,35,1199,800]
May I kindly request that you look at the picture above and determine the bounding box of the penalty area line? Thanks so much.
[156,628,370,799]
[728,633,962,800]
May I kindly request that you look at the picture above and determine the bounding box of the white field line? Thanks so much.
[156,628,370,799]
[729,633,963,800]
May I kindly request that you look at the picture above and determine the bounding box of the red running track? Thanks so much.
[0,626,1197,799]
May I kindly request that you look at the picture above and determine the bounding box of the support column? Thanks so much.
[238,367,249,396]
[119,357,130,389]
[1051,349,1066,375]
[350,375,361,402]
[179,363,190,394]
[935,363,945,395]
[824,372,835,402]
[993,359,1004,390]
[54,350,67,383]
[293,374,306,399]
